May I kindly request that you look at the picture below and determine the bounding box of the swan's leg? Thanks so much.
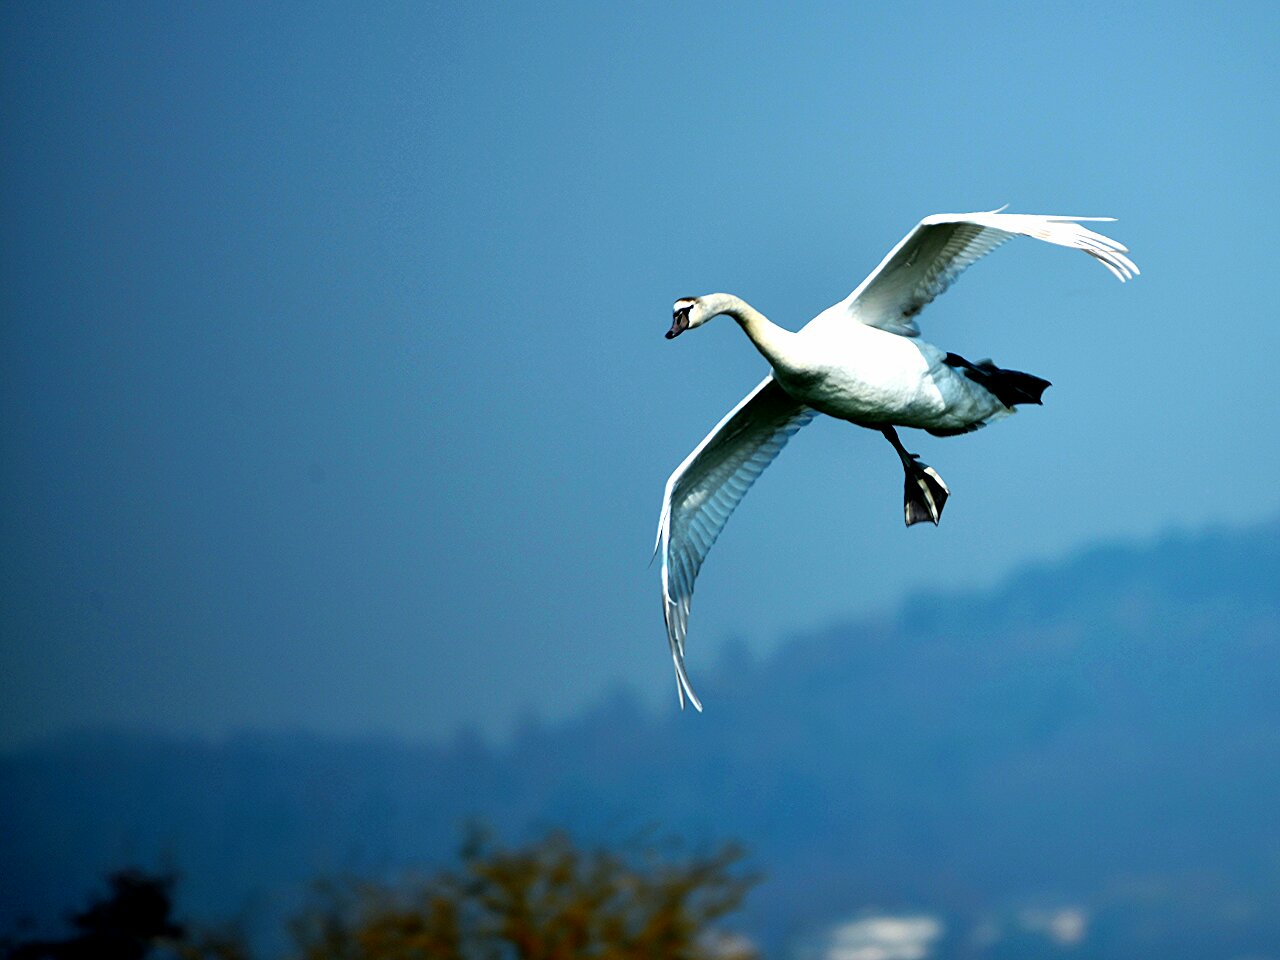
[881,426,950,527]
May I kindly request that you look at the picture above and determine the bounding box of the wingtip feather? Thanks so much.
[671,644,703,712]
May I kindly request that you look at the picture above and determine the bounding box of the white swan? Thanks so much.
[656,209,1139,710]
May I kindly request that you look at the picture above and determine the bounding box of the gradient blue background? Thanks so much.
[2,0,1277,748]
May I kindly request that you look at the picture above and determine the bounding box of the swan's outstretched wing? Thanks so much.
[841,210,1139,336]
[656,376,816,710]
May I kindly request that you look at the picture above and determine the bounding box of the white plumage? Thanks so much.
[656,210,1138,710]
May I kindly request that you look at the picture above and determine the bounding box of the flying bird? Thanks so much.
[655,209,1138,710]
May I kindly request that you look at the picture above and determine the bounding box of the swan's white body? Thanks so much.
[770,313,999,431]
[656,210,1138,710]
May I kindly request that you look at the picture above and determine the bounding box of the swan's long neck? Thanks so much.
[701,293,796,368]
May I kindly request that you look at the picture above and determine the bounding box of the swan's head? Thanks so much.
[666,297,707,339]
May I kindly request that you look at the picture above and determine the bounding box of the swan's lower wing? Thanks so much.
[655,376,816,710]
[842,211,1139,336]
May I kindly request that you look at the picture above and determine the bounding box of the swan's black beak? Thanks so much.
[666,308,690,339]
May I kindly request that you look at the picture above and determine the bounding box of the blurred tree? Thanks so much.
[3,869,184,960]
[2,832,757,959]
[1,869,247,960]
[289,828,760,960]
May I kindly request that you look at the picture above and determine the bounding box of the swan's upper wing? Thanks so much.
[841,210,1139,336]
[655,376,816,711]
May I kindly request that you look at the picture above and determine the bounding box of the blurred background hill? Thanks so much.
[5,519,1278,958]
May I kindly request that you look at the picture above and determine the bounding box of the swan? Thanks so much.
[655,209,1138,710]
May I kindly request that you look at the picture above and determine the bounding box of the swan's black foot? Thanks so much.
[903,460,950,526]
[879,425,950,527]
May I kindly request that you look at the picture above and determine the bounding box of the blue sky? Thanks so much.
[2,0,1277,747]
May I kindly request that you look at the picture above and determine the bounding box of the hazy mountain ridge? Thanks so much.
[4,520,1279,957]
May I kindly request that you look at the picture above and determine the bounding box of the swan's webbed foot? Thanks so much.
[881,426,950,527]
[903,461,950,526]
